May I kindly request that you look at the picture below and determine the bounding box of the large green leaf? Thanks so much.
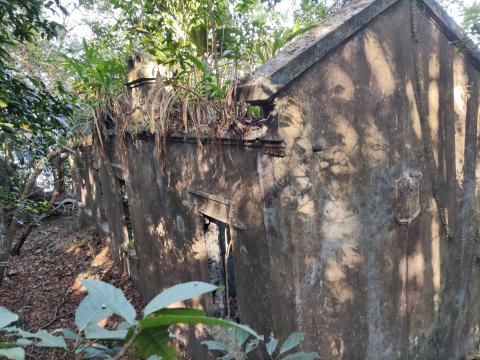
[0,307,18,329]
[5,326,66,349]
[140,309,261,339]
[235,328,250,348]
[81,280,136,325]
[279,332,304,355]
[59,328,78,341]
[2,327,33,338]
[75,294,113,332]
[134,326,175,359]
[75,343,116,359]
[282,352,319,360]
[14,339,32,346]
[201,340,229,352]
[144,282,217,315]
[266,336,279,355]
[84,327,128,340]
[0,347,24,360]
[30,330,67,348]
[184,54,209,75]
[150,308,204,317]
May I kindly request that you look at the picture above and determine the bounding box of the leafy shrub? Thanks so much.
[0,280,259,359]
[0,280,318,359]
[203,328,318,360]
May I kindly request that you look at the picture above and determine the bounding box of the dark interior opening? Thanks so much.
[202,215,238,321]
[117,178,134,242]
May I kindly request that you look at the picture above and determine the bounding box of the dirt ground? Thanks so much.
[0,213,144,359]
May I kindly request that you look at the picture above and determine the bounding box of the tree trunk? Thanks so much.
[0,143,78,285]
[10,224,34,256]
[50,158,66,204]
[0,208,7,283]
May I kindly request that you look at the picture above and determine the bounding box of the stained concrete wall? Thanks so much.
[118,138,276,339]
[72,136,279,356]
[266,0,480,358]
[70,145,105,229]
[72,0,480,358]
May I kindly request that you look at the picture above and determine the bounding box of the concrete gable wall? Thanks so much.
[270,0,480,357]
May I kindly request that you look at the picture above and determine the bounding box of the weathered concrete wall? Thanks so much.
[267,0,480,358]
[118,138,276,341]
[70,145,105,230]
[72,0,480,358]
[70,142,135,277]
[73,136,280,355]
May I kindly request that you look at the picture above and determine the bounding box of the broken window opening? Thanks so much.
[202,215,238,321]
[117,178,134,242]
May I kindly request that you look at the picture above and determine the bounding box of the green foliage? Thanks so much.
[0,346,25,360]
[294,0,329,24]
[0,280,262,359]
[144,281,217,315]
[0,0,63,67]
[81,279,137,325]
[203,329,319,360]
[0,307,18,329]
[62,40,126,102]
[255,23,318,63]
[0,0,80,230]
[464,3,480,38]
[1,279,318,360]
[91,0,322,100]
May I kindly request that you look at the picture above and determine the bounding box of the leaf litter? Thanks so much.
[0,213,144,359]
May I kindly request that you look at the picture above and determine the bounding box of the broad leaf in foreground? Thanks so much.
[84,327,128,340]
[144,281,217,315]
[30,330,67,348]
[134,325,175,359]
[282,352,319,360]
[2,327,66,348]
[279,332,304,354]
[266,336,279,355]
[0,347,25,360]
[82,280,137,325]
[75,294,113,332]
[0,307,18,329]
[201,340,229,351]
[140,308,262,339]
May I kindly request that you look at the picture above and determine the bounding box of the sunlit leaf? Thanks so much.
[81,280,136,325]
[144,282,216,315]
[75,294,113,332]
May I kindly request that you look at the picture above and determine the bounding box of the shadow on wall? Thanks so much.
[268,1,480,358]
[70,1,480,359]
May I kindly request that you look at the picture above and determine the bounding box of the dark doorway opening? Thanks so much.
[202,215,238,321]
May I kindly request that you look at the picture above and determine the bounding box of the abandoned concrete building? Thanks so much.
[72,0,480,358]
